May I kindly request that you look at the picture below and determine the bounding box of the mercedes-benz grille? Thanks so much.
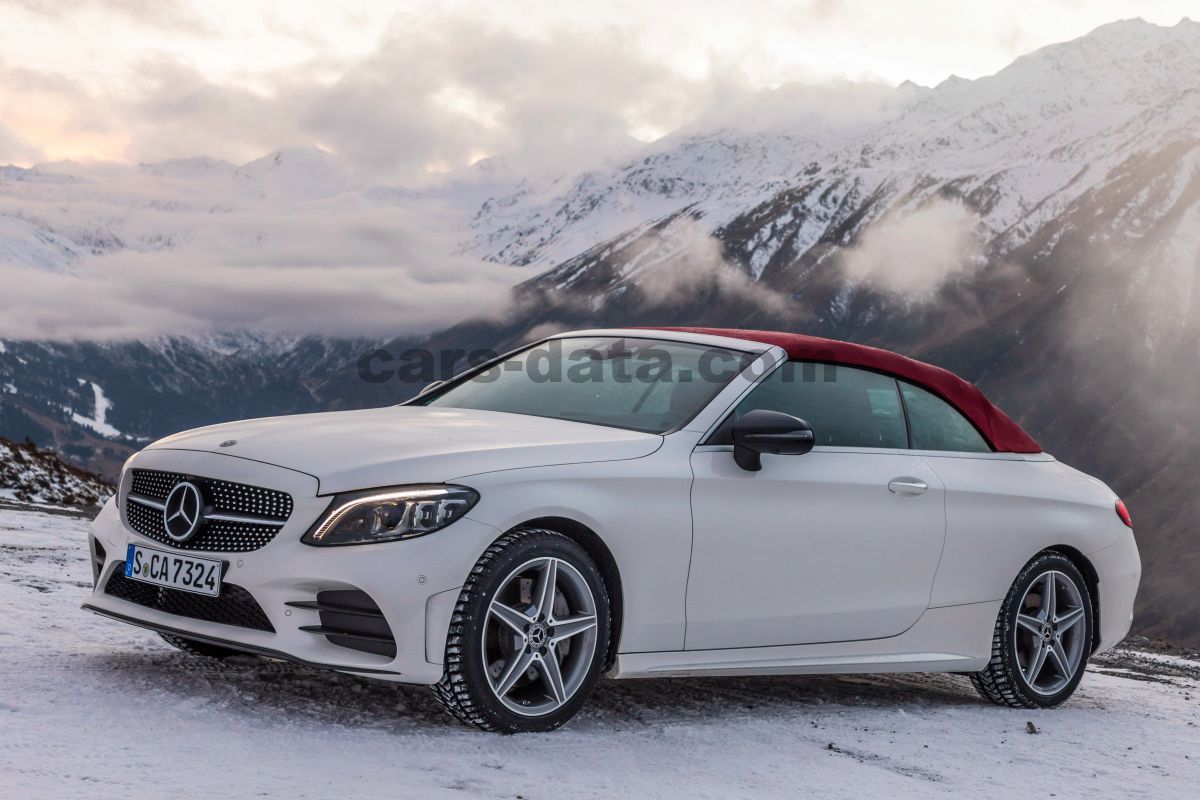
[124,469,293,552]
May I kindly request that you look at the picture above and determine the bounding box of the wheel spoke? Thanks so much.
[537,648,567,705]
[1048,640,1072,678]
[533,558,558,621]
[1057,606,1085,635]
[489,600,533,637]
[550,614,597,645]
[492,648,535,698]
[1024,640,1049,685]
[1016,613,1043,636]
[1043,573,1057,621]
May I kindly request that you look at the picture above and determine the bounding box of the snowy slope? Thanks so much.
[481,17,1200,294]
[0,334,369,479]
[0,438,111,508]
[1,506,1196,799]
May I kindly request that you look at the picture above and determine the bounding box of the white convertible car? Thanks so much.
[84,327,1141,732]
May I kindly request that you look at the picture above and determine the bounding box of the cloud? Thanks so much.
[0,0,214,35]
[0,253,518,340]
[0,164,523,340]
[629,216,791,314]
[840,199,982,296]
[0,123,43,164]
[0,60,127,165]
[11,15,739,181]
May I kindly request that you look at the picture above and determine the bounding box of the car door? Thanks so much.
[685,361,947,650]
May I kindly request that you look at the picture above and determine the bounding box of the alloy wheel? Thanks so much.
[1013,570,1087,695]
[482,556,599,716]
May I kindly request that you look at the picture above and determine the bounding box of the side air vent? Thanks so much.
[91,538,107,588]
[289,590,397,658]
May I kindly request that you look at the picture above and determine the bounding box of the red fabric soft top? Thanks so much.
[645,327,1041,453]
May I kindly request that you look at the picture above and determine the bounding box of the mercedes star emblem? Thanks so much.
[163,481,204,542]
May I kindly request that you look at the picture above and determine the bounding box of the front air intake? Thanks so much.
[91,539,107,588]
[105,569,275,632]
[289,590,397,658]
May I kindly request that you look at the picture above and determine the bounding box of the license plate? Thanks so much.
[125,544,222,597]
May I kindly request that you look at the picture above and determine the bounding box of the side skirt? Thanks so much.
[609,601,999,679]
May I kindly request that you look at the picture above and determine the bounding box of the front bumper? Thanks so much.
[82,449,499,684]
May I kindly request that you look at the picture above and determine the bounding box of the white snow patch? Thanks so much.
[69,381,120,438]
[2,506,1196,799]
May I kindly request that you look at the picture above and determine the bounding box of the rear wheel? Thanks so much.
[972,552,1093,708]
[433,528,611,733]
[158,632,242,660]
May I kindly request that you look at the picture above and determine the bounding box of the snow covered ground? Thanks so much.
[2,505,1196,799]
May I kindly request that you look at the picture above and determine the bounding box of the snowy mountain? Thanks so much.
[2,18,1199,645]
[0,333,371,478]
[459,18,1200,291]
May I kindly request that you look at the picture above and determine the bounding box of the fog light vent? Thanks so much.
[91,539,108,587]
[289,589,397,658]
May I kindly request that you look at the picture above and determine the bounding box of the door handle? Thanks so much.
[888,478,928,496]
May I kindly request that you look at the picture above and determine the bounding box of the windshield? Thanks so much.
[416,337,755,433]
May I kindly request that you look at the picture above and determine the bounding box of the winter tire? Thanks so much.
[971,551,1094,708]
[433,528,611,733]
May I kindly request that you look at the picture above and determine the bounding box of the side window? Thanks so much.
[899,381,991,453]
[710,362,907,449]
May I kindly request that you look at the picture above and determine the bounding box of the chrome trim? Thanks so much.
[127,494,165,511]
[205,511,287,526]
[128,493,286,527]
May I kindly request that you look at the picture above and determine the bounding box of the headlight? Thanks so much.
[302,485,478,546]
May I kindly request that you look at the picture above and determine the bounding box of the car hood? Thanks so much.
[145,406,662,494]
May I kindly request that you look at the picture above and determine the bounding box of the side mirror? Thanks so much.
[731,409,816,472]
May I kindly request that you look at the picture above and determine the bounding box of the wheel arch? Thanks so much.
[1045,544,1102,654]
[511,515,624,670]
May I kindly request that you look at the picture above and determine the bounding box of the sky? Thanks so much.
[0,0,1196,176]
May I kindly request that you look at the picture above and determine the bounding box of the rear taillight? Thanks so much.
[1115,499,1133,529]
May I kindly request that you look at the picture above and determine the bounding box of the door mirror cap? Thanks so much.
[731,410,816,471]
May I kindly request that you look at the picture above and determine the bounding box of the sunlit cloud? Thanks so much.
[1,1,1196,168]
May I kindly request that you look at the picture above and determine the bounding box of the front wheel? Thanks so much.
[971,552,1094,708]
[433,528,611,733]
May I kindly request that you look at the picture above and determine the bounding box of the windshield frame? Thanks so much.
[407,335,759,435]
